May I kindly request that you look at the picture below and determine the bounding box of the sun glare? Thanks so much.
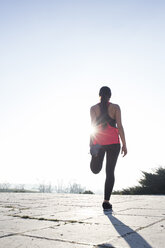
[90,125,97,136]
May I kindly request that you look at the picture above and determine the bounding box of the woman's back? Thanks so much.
[91,102,117,121]
[91,102,120,146]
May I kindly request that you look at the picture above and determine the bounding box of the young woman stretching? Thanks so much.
[90,86,127,210]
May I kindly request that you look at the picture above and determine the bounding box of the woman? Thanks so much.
[90,86,127,210]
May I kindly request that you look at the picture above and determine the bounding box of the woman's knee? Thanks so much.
[91,168,101,174]
[90,160,102,174]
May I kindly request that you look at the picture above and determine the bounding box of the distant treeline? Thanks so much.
[0,182,94,194]
[113,167,165,195]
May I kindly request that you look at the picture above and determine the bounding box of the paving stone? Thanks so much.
[0,218,58,237]
[0,235,92,248]
[137,219,165,248]
[116,208,165,217]
[39,207,102,222]
[24,222,119,246]
[87,214,162,228]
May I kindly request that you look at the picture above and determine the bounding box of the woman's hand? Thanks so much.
[121,144,127,157]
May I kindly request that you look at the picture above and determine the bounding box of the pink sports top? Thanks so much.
[92,103,120,146]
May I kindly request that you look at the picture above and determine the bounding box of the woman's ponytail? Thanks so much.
[99,86,111,128]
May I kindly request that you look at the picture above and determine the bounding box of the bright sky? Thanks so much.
[0,0,165,193]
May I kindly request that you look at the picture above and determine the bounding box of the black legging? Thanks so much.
[90,144,120,201]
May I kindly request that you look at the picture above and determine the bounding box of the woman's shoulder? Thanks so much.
[109,102,120,110]
[108,103,121,117]
[90,103,100,111]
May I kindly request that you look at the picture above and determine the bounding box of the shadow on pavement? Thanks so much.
[96,211,153,248]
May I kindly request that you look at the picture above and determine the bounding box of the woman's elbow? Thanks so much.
[117,124,123,131]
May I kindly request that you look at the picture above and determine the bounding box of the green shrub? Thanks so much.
[113,166,165,195]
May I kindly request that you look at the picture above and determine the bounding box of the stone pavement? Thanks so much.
[0,193,165,248]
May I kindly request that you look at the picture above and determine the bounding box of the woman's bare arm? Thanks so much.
[115,105,127,157]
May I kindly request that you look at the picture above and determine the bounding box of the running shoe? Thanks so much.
[102,202,112,211]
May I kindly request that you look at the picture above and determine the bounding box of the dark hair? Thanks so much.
[99,86,111,128]
[99,86,111,99]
